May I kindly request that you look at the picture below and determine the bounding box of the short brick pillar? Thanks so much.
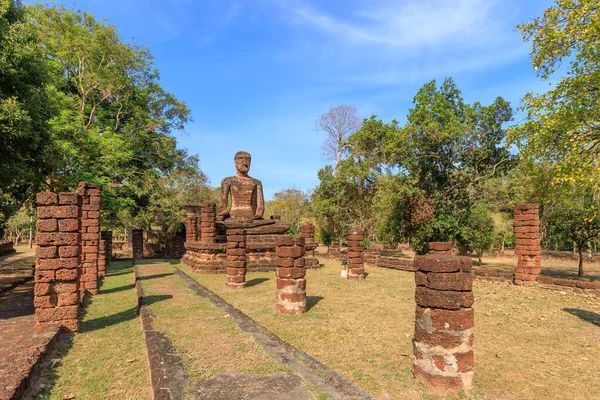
[76,182,102,296]
[201,202,217,243]
[514,204,541,285]
[328,243,341,259]
[347,229,365,280]
[98,239,106,278]
[226,229,247,288]
[34,192,81,333]
[301,223,317,267]
[132,229,144,261]
[275,236,306,314]
[301,224,315,242]
[413,255,474,393]
[184,206,200,242]
[101,231,113,264]
[429,242,452,255]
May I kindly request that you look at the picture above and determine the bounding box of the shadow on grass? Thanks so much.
[137,272,174,281]
[100,283,135,295]
[563,308,600,327]
[306,295,324,312]
[246,277,269,287]
[81,294,172,332]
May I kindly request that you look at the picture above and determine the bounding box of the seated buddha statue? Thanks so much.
[217,151,289,234]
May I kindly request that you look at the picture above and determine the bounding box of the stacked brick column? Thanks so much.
[328,243,341,259]
[347,229,365,280]
[132,229,144,261]
[514,204,541,285]
[226,229,247,288]
[301,224,315,242]
[98,239,106,278]
[184,206,200,242]
[429,242,452,255]
[34,192,81,333]
[275,236,306,314]
[413,255,475,394]
[201,203,217,243]
[76,182,102,296]
[101,230,112,263]
[301,223,317,267]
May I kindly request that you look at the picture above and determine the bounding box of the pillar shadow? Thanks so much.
[81,294,172,332]
[137,273,173,281]
[563,308,600,327]
[306,295,324,312]
[246,277,269,288]
[99,283,135,295]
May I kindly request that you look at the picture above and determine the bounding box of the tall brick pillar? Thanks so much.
[301,224,315,242]
[201,203,217,243]
[132,229,144,261]
[429,242,452,255]
[34,192,81,333]
[347,229,365,280]
[301,223,317,267]
[275,236,306,314]
[514,204,541,285]
[184,206,200,242]
[101,230,113,264]
[226,229,246,288]
[98,239,106,278]
[76,182,102,296]
[413,255,475,393]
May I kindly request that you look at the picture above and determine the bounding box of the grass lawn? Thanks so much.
[40,261,152,400]
[136,260,287,393]
[179,259,600,399]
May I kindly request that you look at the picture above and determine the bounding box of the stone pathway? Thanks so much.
[135,262,372,400]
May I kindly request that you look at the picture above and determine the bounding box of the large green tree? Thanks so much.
[511,0,600,187]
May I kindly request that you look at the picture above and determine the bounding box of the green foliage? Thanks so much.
[265,188,310,233]
[462,205,495,264]
[317,227,333,246]
[511,0,600,188]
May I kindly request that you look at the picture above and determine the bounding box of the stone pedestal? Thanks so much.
[34,192,81,333]
[413,255,474,394]
[76,182,102,296]
[226,229,247,288]
[429,242,452,255]
[100,231,113,264]
[201,203,217,243]
[347,229,365,280]
[514,204,541,285]
[275,236,306,314]
[328,244,341,259]
[132,229,144,261]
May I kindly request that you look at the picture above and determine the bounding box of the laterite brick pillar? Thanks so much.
[275,236,306,314]
[98,239,106,277]
[184,206,200,242]
[514,204,541,285]
[301,223,317,267]
[301,224,315,242]
[34,192,81,333]
[413,255,474,393]
[429,242,452,255]
[76,182,102,296]
[132,229,144,261]
[201,202,217,243]
[101,231,113,264]
[347,229,365,279]
[226,229,246,288]
[328,243,341,259]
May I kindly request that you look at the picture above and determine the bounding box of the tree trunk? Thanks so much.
[501,236,505,252]
[578,247,584,279]
[587,241,592,262]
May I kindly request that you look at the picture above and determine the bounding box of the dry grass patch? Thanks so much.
[136,261,286,387]
[179,259,600,399]
[40,261,152,400]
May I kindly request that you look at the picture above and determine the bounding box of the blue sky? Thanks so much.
[35,0,553,199]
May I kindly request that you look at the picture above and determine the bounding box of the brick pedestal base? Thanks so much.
[514,204,541,285]
[347,229,365,279]
[226,229,246,289]
[413,255,474,394]
[275,236,306,314]
[429,242,452,255]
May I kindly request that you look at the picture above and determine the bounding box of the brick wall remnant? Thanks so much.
[76,182,102,296]
[275,236,306,314]
[132,229,144,261]
[413,254,474,393]
[201,203,217,243]
[514,204,541,285]
[429,242,452,255]
[347,229,365,280]
[101,231,113,264]
[226,229,247,288]
[34,191,81,333]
